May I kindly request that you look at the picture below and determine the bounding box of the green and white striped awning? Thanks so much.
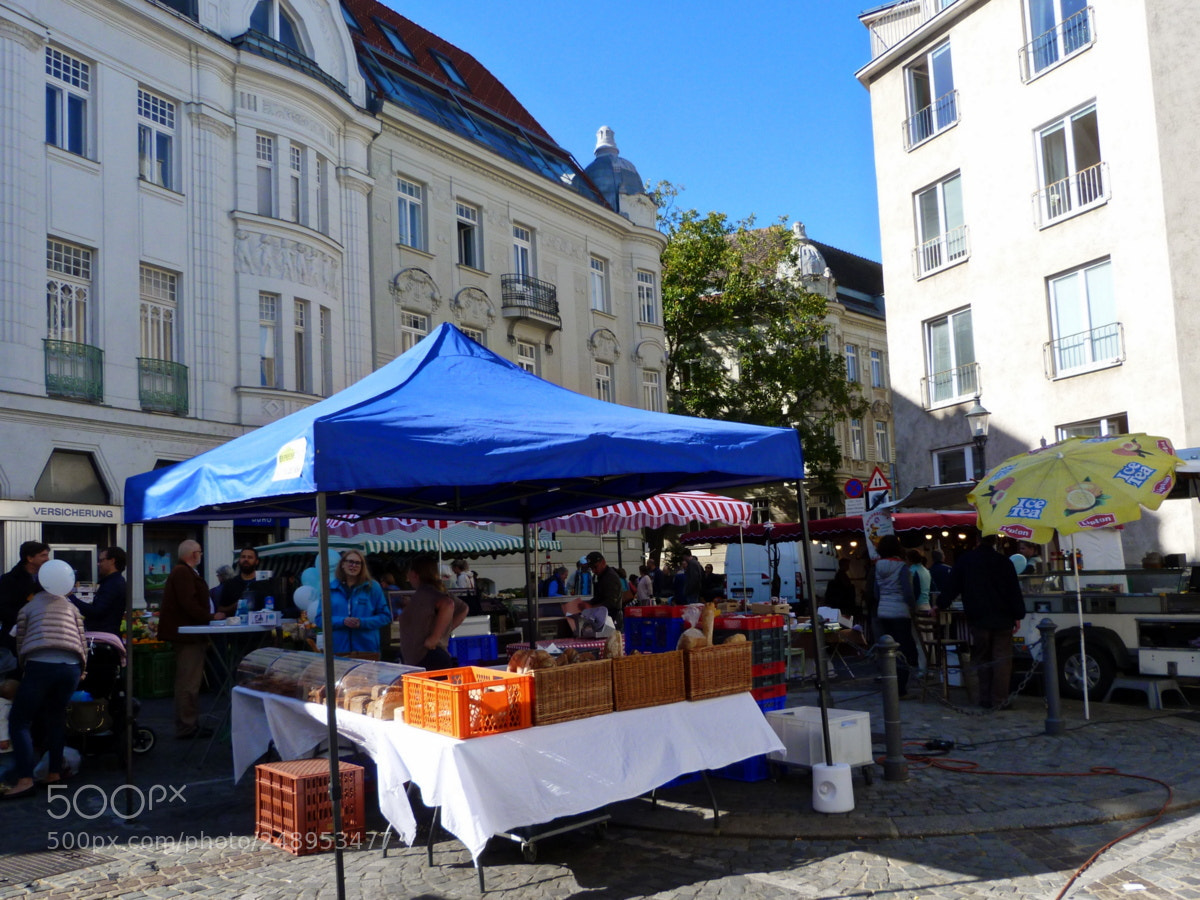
[256,523,560,559]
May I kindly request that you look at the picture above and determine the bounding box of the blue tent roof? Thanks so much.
[125,324,804,524]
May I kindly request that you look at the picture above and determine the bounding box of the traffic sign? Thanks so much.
[866,467,891,492]
[844,478,864,499]
[844,497,865,515]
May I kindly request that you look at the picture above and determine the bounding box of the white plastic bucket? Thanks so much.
[812,762,855,813]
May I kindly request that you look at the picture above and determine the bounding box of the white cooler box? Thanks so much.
[766,707,873,768]
[452,615,491,637]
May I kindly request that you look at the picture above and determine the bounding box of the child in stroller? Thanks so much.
[65,633,156,756]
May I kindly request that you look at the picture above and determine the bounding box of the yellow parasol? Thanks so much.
[968,433,1179,718]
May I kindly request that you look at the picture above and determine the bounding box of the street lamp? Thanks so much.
[965,395,991,479]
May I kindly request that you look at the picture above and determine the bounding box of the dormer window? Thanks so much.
[378,22,414,59]
[431,51,468,90]
[251,0,303,54]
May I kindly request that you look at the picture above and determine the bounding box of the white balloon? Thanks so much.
[39,559,76,597]
[293,585,322,618]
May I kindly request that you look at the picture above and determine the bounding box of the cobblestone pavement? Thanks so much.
[1,679,1197,899]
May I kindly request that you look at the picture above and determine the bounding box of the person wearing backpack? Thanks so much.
[872,534,917,698]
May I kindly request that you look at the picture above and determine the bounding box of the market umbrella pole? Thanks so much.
[521,518,537,646]
[738,524,747,610]
[316,493,348,900]
[123,521,135,815]
[1070,533,1090,720]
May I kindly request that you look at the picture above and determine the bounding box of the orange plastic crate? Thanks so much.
[402,666,532,739]
[255,759,365,856]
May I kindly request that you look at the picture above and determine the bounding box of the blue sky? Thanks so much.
[386,1,883,262]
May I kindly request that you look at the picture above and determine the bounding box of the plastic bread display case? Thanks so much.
[236,649,421,719]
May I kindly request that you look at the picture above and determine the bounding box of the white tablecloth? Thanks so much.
[232,687,784,860]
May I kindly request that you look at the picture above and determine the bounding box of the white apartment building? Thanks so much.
[0,0,664,592]
[857,0,1200,561]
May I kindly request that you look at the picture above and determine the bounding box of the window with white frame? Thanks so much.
[849,419,865,460]
[516,340,537,374]
[456,202,480,269]
[1048,259,1118,375]
[47,239,92,344]
[1036,104,1105,225]
[294,299,311,393]
[320,305,333,396]
[915,173,967,276]
[259,292,280,387]
[1024,0,1092,78]
[289,144,307,226]
[250,0,304,54]
[461,327,485,346]
[139,265,176,360]
[875,421,890,463]
[904,41,957,149]
[316,155,330,235]
[642,369,663,412]
[589,256,609,313]
[594,361,613,403]
[397,178,424,249]
[1056,413,1128,442]
[925,308,976,405]
[933,446,976,484]
[399,311,428,353]
[45,47,90,157]
[845,344,860,382]
[137,89,176,189]
[256,134,275,217]
[870,348,885,388]
[512,224,532,276]
[637,270,657,324]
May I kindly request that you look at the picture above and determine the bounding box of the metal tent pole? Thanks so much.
[316,493,347,900]
[796,477,834,764]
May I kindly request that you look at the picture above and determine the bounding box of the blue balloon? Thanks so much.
[327,549,341,568]
[300,567,320,589]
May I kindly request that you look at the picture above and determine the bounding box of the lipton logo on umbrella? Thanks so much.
[1000,524,1034,539]
[1005,497,1046,520]
[1078,512,1117,528]
[1157,439,1175,454]
[1153,475,1174,495]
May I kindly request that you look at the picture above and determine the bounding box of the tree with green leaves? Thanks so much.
[656,195,868,501]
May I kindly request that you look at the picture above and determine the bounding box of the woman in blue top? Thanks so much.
[315,550,392,656]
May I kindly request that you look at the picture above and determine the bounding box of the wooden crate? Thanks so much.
[402,666,532,738]
[532,658,614,725]
[255,759,365,856]
[612,651,685,711]
[683,641,753,701]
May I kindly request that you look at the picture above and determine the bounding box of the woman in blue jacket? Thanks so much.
[315,550,392,656]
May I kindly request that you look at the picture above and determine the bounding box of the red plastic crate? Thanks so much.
[715,614,785,630]
[255,759,365,856]
[751,682,787,702]
[624,605,688,618]
[751,660,786,679]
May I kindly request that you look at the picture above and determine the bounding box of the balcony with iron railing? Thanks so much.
[921,361,980,409]
[903,89,959,151]
[44,339,103,403]
[1019,6,1094,82]
[500,274,560,327]
[1033,162,1108,228]
[138,358,189,416]
[864,0,959,59]
[913,224,969,278]
[1043,322,1123,379]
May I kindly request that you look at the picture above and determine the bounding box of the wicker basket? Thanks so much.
[683,641,753,701]
[532,658,614,725]
[612,651,685,711]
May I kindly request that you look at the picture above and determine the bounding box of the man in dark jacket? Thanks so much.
[217,547,274,616]
[71,546,126,635]
[159,540,214,739]
[937,535,1026,710]
[586,551,623,628]
[0,541,49,657]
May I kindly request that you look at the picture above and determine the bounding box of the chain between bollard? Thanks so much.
[932,636,1045,716]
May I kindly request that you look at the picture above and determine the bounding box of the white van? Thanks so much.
[721,541,839,605]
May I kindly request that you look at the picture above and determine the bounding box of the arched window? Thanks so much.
[34,450,109,504]
[251,0,303,54]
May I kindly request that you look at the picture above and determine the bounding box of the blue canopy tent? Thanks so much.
[124,324,808,891]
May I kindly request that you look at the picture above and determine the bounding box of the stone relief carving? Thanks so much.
[390,267,441,314]
[871,399,892,419]
[260,99,335,147]
[633,340,667,367]
[450,287,495,327]
[235,230,341,296]
[588,328,620,362]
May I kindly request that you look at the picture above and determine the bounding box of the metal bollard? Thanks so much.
[876,635,908,782]
[1038,618,1064,735]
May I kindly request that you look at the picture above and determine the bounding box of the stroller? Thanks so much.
[65,633,156,757]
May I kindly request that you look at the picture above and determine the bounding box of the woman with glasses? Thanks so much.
[314,551,391,659]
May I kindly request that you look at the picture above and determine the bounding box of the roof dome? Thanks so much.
[581,126,645,213]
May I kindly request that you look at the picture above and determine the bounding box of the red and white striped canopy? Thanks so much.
[314,491,752,538]
[538,491,752,534]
